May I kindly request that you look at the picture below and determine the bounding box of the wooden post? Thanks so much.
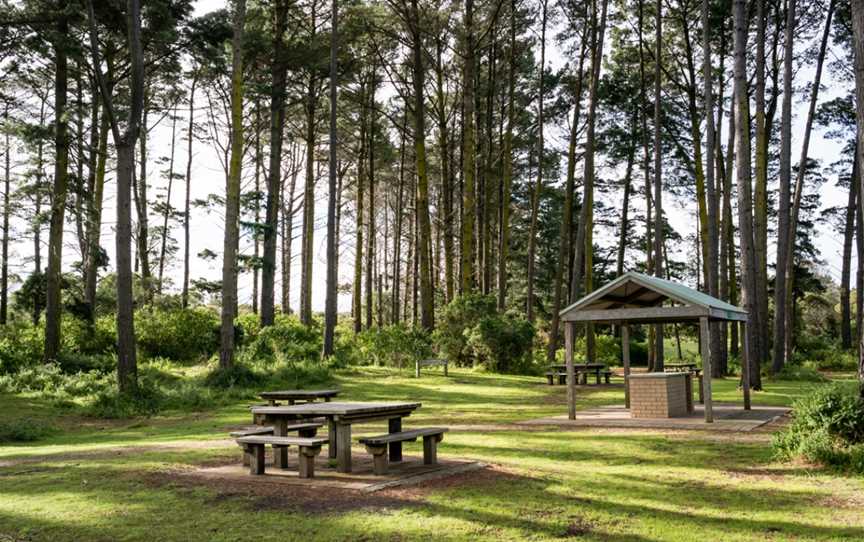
[336,422,352,473]
[328,418,338,459]
[622,324,631,409]
[699,316,713,423]
[565,321,576,420]
[422,435,438,465]
[742,319,752,410]
[273,417,289,468]
[388,417,403,461]
[415,359,420,378]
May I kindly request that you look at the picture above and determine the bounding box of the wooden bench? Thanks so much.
[235,435,328,477]
[358,427,447,475]
[415,358,448,377]
[230,423,321,466]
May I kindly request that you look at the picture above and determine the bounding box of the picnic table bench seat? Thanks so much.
[545,369,613,385]
[231,422,322,466]
[359,427,448,475]
[235,435,328,478]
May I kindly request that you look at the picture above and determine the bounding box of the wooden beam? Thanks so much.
[604,286,655,309]
[563,305,709,323]
[622,324,631,409]
[565,322,576,420]
[700,316,713,423]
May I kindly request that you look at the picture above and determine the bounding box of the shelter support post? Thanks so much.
[565,322,576,420]
[699,316,713,423]
[622,324,631,408]
[742,320,752,410]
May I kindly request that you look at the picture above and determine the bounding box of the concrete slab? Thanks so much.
[519,403,790,432]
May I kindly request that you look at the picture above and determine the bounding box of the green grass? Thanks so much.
[1,367,862,541]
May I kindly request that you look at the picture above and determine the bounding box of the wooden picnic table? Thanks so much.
[664,362,698,372]
[258,389,340,406]
[250,401,421,474]
[547,363,607,385]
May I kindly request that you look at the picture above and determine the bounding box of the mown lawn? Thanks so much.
[1,367,862,541]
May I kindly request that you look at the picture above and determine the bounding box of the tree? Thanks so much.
[851,0,864,390]
[219,0,246,370]
[323,0,339,357]
[86,0,146,393]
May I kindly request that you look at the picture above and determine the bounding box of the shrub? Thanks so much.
[240,315,320,364]
[136,307,220,361]
[354,324,433,368]
[204,363,266,389]
[0,419,52,443]
[467,312,535,374]
[773,382,864,473]
[775,365,828,382]
[434,294,498,367]
[87,380,162,418]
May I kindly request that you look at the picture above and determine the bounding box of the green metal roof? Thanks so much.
[560,271,747,319]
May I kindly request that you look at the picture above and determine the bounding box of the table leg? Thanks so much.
[273,418,289,469]
[388,417,402,462]
[336,422,352,473]
[328,418,338,459]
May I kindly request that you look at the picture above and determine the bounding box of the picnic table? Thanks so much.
[250,401,421,474]
[258,389,340,406]
[664,362,698,373]
[547,363,608,385]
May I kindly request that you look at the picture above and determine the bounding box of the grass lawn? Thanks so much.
[1,367,862,541]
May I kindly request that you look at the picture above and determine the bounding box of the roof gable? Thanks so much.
[560,271,747,321]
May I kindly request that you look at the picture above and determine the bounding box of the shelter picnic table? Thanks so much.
[258,389,340,406]
[546,363,610,385]
[663,362,698,373]
[250,401,421,473]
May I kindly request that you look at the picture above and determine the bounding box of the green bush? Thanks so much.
[775,365,829,382]
[240,314,320,364]
[773,382,864,473]
[353,324,433,368]
[135,307,220,361]
[802,348,857,372]
[87,380,163,418]
[434,294,498,367]
[204,363,266,389]
[467,312,535,373]
[0,419,52,443]
[0,321,43,372]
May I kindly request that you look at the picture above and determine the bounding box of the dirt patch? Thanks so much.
[560,517,594,537]
[143,463,512,515]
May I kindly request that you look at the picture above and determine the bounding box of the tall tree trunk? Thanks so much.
[366,72,377,330]
[733,0,760,389]
[851,0,864,390]
[652,0,664,370]
[526,0,548,322]
[220,0,246,369]
[181,74,196,309]
[157,103,178,294]
[781,0,835,368]
[616,138,636,276]
[44,2,69,362]
[435,38,455,303]
[841,153,858,350]
[353,85,366,333]
[702,0,720,375]
[498,0,516,311]
[410,0,434,329]
[753,0,769,371]
[261,0,289,326]
[299,80,317,326]
[392,119,405,323]
[461,0,476,293]
[547,34,587,361]
[323,0,338,357]
[136,98,152,297]
[1,105,9,325]
[282,146,299,314]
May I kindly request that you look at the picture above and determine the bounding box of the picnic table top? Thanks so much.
[664,362,698,369]
[549,363,606,370]
[250,401,422,417]
[258,389,340,400]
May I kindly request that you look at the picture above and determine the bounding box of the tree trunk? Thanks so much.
[841,152,858,350]
[733,0,761,389]
[753,0,769,372]
[136,99,152,297]
[353,84,366,333]
[851,0,864,391]
[1,105,9,325]
[220,0,246,370]
[498,0,516,311]
[181,74,197,309]
[261,0,289,326]
[365,72,377,330]
[547,34,588,361]
[526,0,548,322]
[44,2,69,362]
[461,0,476,293]
[435,38,455,304]
[410,0,434,330]
[323,0,338,357]
[157,103,178,294]
[652,0,664,370]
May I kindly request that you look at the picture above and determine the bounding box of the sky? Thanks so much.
[4,0,855,315]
